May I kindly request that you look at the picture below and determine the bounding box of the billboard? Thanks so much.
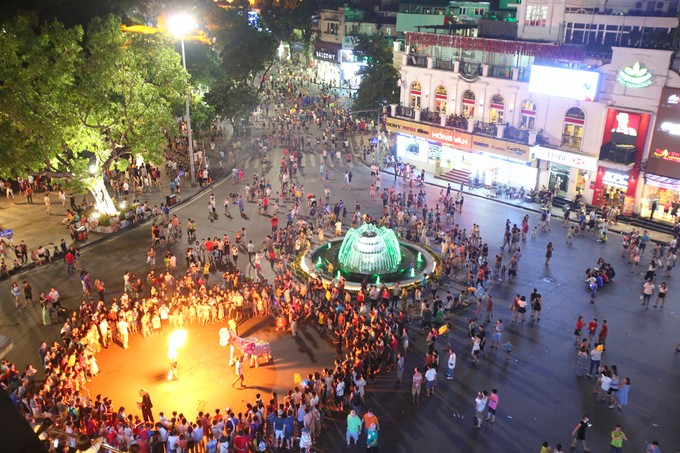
[646,87,680,179]
[529,65,600,101]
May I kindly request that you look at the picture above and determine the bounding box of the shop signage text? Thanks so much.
[602,171,629,188]
[314,49,337,62]
[471,136,533,162]
[616,62,653,89]
[386,118,472,150]
[653,148,680,163]
[430,129,470,148]
[342,35,359,49]
[532,146,598,171]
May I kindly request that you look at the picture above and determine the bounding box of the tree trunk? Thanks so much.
[84,176,117,216]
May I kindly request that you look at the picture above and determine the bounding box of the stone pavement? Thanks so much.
[0,135,233,279]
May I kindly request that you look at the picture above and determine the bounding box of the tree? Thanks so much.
[203,6,277,134]
[258,0,318,46]
[352,34,400,112]
[0,15,188,215]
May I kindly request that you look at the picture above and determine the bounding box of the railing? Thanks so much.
[420,109,441,124]
[433,58,456,71]
[405,54,428,67]
[446,115,469,130]
[474,121,498,137]
[396,105,415,119]
[561,134,582,150]
[489,64,513,80]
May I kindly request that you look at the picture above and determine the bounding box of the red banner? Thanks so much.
[405,32,585,61]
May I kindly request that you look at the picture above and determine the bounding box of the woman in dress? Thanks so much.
[576,346,588,377]
[545,242,554,265]
[616,377,630,410]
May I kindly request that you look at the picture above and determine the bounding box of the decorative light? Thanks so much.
[167,13,196,38]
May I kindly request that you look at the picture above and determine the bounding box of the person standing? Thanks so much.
[609,424,627,453]
[545,242,554,265]
[587,344,602,378]
[231,356,245,388]
[446,348,456,380]
[411,367,423,404]
[576,346,588,378]
[485,389,498,423]
[598,321,608,350]
[117,316,129,349]
[22,281,34,308]
[569,415,591,452]
[138,389,154,423]
[395,353,405,386]
[641,279,655,310]
[474,391,488,429]
[654,282,668,308]
[424,364,437,397]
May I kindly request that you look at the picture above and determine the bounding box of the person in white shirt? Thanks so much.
[117,318,129,349]
[446,349,456,380]
[424,364,437,397]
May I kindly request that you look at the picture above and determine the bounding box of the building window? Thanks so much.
[410,81,422,108]
[462,90,475,118]
[326,22,339,35]
[435,86,448,114]
[489,94,505,124]
[520,99,537,130]
[562,107,585,150]
[525,5,548,27]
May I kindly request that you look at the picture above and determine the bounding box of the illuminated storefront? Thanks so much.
[592,108,651,212]
[388,117,537,189]
[532,146,598,199]
[640,87,680,222]
[312,42,341,85]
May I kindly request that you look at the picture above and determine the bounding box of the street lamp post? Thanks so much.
[168,14,196,185]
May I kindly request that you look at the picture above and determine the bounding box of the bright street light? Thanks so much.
[167,14,196,38]
[168,13,197,184]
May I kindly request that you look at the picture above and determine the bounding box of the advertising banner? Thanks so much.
[471,136,533,162]
[646,87,680,179]
[532,146,598,172]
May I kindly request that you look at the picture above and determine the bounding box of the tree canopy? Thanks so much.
[352,34,400,112]
[258,0,318,46]
[0,14,187,182]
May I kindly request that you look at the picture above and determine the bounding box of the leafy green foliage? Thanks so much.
[0,14,188,185]
[211,7,277,82]
[352,34,399,112]
[259,0,318,45]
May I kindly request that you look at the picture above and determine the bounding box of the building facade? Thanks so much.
[391,31,680,217]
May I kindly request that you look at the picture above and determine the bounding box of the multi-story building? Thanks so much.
[388,0,680,221]
[314,6,397,88]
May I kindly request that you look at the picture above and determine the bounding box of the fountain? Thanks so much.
[301,223,436,290]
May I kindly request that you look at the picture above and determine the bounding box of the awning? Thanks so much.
[644,173,680,190]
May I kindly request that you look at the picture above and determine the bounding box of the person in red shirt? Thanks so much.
[574,316,585,345]
[232,430,249,453]
[271,215,279,233]
[598,320,608,349]
[586,319,598,343]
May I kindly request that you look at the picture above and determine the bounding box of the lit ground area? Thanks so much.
[86,316,336,419]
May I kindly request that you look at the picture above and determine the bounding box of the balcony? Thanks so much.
[503,125,531,144]
[420,108,440,125]
[474,121,498,138]
[446,115,469,131]
[409,56,531,82]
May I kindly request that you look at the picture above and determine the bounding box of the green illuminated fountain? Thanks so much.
[337,223,402,274]
[303,222,436,289]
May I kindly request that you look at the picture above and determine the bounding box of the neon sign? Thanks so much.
[653,148,680,163]
[617,62,653,88]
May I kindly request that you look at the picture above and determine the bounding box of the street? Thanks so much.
[2,119,680,453]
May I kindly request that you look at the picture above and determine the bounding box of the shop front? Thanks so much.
[312,41,341,85]
[532,146,598,200]
[640,87,680,223]
[388,117,537,188]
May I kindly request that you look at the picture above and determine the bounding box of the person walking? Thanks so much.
[10,282,23,309]
[345,409,361,448]
[641,279,655,310]
[44,192,52,215]
[395,352,405,386]
[365,423,378,453]
[232,356,246,387]
[610,424,627,453]
[569,415,591,452]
